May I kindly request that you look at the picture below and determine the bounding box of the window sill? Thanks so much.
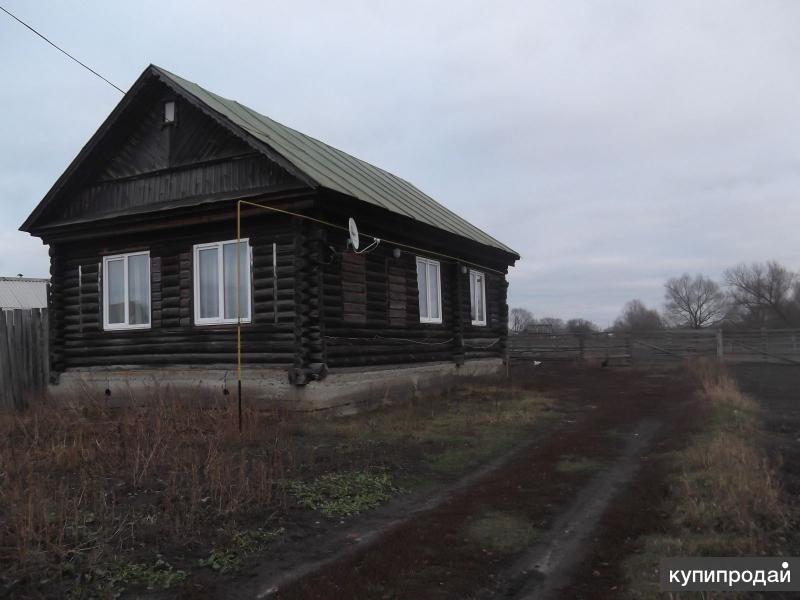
[471,320,487,327]
[194,319,252,327]
[103,324,151,331]
[419,318,443,325]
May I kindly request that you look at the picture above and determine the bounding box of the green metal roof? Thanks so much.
[152,66,517,257]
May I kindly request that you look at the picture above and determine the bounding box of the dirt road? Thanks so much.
[226,365,699,600]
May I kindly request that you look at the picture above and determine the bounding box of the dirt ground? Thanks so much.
[553,362,800,600]
[12,362,792,599]
[221,364,702,600]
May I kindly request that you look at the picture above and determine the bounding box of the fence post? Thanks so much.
[0,313,15,411]
[716,329,724,362]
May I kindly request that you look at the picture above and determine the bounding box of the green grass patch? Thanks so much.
[107,557,187,590]
[465,511,539,553]
[198,526,284,574]
[66,556,187,597]
[289,470,399,517]
[555,455,603,474]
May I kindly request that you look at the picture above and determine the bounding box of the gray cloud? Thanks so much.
[2,0,799,325]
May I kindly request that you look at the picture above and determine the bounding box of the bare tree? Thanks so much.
[566,318,598,334]
[664,274,726,329]
[509,308,534,334]
[613,299,664,331]
[537,317,565,331]
[724,261,798,327]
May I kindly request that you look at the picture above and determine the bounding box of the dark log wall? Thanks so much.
[47,214,297,371]
[321,238,508,369]
[47,210,509,376]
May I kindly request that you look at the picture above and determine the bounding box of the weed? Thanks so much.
[0,388,291,593]
[108,556,187,590]
[198,526,285,574]
[1,378,557,596]
[197,548,242,574]
[289,470,399,517]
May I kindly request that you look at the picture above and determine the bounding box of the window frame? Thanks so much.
[193,239,252,326]
[416,256,443,324]
[469,269,487,326]
[163,100,176,125]
[102,251,151,331]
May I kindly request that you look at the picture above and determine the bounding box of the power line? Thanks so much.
[0,4,125,94]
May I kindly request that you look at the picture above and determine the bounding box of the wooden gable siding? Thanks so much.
[56,155,294,222]
[38,83,303,227]
[48,214,297,372]
[99,93,253,179]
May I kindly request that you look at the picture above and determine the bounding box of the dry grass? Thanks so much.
[0,385,292,591]
[0,378,553,596]
[624,360,787,599]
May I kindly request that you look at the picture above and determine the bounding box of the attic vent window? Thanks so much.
[163,100,176,124]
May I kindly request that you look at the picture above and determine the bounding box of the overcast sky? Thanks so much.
[2,1,799,326]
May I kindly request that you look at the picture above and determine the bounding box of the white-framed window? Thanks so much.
[416,256,442,324]
[193,239,251,325]
[102,251,151,330]
[469,269,487,326]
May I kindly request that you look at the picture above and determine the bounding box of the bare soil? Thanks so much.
[559,362,800,600]
[19,362,791,599]
[226,364,700,600]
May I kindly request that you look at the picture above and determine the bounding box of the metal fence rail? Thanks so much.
[0,308,49,411]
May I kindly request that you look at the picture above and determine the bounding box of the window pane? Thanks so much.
[128,255,150,325]
[198,247,219,319]
[428,263,440,319]
[416,260,428,319]
[223,241,249,320]
[107,259,125,324]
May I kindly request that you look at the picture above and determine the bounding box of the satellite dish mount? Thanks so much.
[346,217,381,254]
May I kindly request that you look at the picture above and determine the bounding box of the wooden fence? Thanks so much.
[0,308,49,411]
[509,328,800,366]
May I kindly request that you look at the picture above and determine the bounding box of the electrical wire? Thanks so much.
[238,199,507,276]
[325,335,455,346]
[0,5,125,94]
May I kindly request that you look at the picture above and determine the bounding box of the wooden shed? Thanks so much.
[20,65,519,410]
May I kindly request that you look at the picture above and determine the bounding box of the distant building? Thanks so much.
[0,277,48,310]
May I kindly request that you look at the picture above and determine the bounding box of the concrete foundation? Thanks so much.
[50,359,505,413]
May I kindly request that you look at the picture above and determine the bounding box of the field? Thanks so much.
[1,362,797,599]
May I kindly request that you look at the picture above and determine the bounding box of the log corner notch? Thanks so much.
[288,218,328,386]
[452,262,465,367]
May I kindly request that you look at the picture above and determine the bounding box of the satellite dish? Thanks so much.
[348,217,360,251]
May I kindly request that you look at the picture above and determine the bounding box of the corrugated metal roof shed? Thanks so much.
[152,66,518,257]
[0,277,48,309]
